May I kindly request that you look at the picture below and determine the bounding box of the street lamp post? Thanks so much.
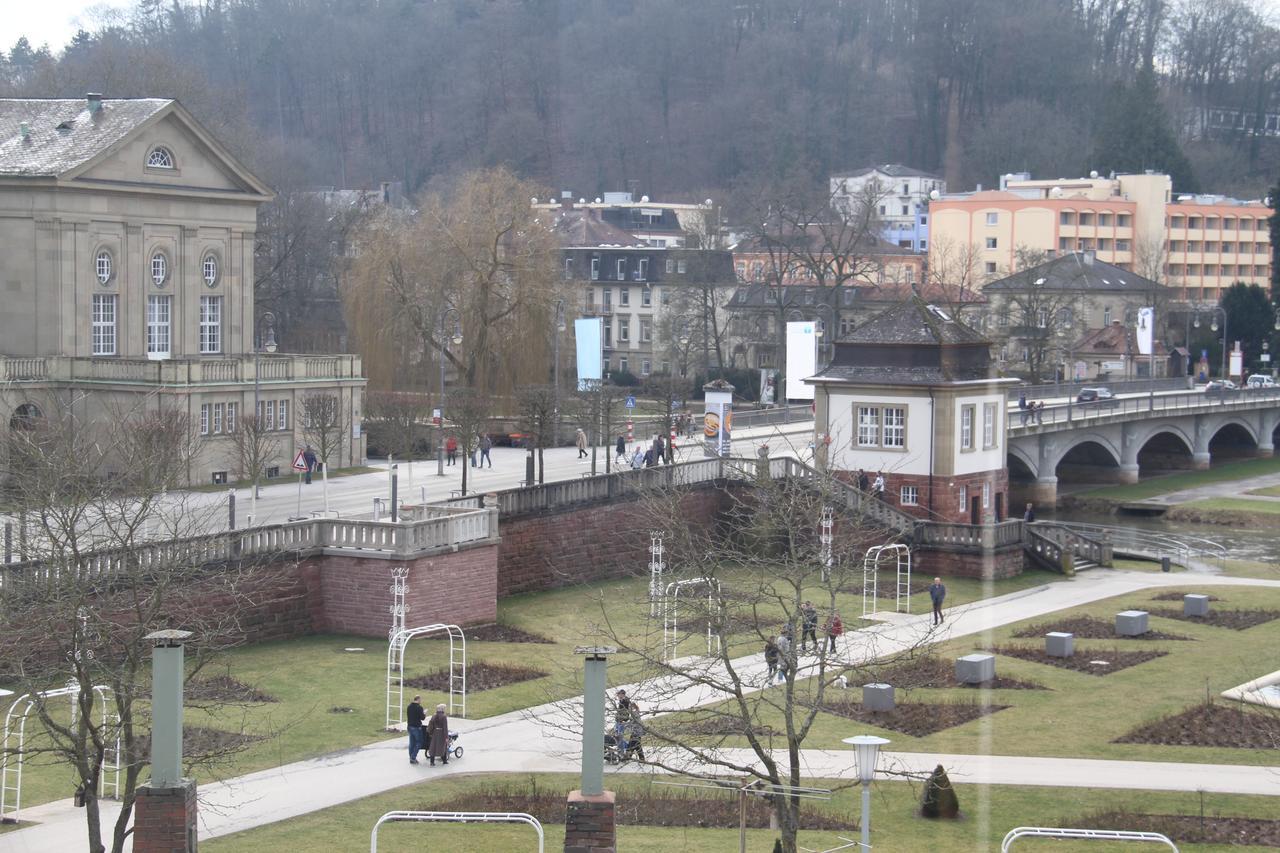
[843,734,890,850]
[250,311,277,524]
[436,307,463,477]
[553,299,566,446]
[1193,305,1228,403]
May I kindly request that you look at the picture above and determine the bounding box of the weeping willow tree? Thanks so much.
[345,167,568,396]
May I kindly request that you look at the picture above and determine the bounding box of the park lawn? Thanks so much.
[713,584,1280,768]
[1220,559,1280,580]
[201,771,1280,852]
[1245,484,1280,497]
[1182,497,1280,515]
[1109,557,1183,573]
[1077,456,1280,501]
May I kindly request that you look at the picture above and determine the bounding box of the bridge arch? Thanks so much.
[1207,419,1259,461]
[1133,428,1195,478]
[1049,433,1122,475]
[1007,446,1038,482]
[1051,434,1122,490]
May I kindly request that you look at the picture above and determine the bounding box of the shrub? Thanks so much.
[920,764,960,819]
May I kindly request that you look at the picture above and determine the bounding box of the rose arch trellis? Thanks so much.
[386,625,466,729]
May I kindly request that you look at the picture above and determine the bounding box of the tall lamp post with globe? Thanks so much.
[843,734,890,850]
[250,310,277,523]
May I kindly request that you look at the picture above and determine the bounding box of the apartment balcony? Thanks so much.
[0,353,363,386]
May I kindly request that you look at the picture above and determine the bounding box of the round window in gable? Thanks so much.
[147,147,175,169]
[151,251,169,287]
[202,253,219,287]
[95,250,113,285]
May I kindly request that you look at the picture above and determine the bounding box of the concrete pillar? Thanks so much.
[567,647,616,853]
[1191,452,1211,470]
[1030,477,1058,506]
[1118,463,1140,484]
[135,629,196,853]
[1257,445,1274,458]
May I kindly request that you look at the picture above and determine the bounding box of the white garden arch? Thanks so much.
[386,624,466,729]
[861,544,911,618]
[370,810,544,853]
[661,578,723,661]
[1,683,120,822]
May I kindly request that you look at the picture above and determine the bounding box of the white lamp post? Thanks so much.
[843,734,890,849]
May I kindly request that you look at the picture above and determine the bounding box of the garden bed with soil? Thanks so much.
[991,645,1167,676]
[465,623,555,644]
[1114,700,1280,749]
[820,698,1008,736]
[1011,615,1191,641]
[1148,591,1220,602]
[1077,809,1280,846]
[839,581,931,599]
[430,786,847,830]
[185,675,277,704]
[664,718,776,738]
[870,655,1046,690]
[405,661,547,693]
[1146,607,1280,630]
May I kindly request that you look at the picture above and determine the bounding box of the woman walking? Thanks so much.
[425,703,450,766]
[575,428,588,459]
[824,611,844,653]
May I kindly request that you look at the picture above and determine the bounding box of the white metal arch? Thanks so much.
[1002,826,1177,852]
[386,624,465,729]
[1,683,119,822]
[662,577,722,661]
[861,544,911,618]
[370,810,544,853]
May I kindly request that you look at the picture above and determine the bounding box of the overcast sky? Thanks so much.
[1,1,132,53]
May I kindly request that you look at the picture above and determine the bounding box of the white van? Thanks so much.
[1246,374,1276,389]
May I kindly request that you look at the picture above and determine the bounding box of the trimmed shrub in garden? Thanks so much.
[920,764,960,819]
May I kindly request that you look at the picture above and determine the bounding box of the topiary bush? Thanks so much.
[920,764,961,819]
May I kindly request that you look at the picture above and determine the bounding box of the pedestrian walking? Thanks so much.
[824,611,844,653]
[856,469,869,492]
[406,694,426,764]
[872,471,886,500]
[929,576,947,626]
[631,447,645,469]
[576,428,588,460]
[624,707,646,762]
[480,434,493,468]
[613,689,632,744]
[446,435,458,466]
[425,703,450,766]
[1018,392,1028,426]
[615,434,627,463]
[764,638,779,682]
[651,435,664,466]
[1023,502,1036,523]
[774,632,792,683]
[302,444,317,484]
[800,601,818,653]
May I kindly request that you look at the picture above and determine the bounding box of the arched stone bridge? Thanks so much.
[1006,388,1280,503]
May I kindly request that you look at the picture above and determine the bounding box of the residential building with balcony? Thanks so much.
[927,171,1271,301]
[829,164,944,251]
[0,95,366,485]
[537,191,715,248]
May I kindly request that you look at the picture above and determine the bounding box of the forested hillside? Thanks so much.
[3,0,1276,198]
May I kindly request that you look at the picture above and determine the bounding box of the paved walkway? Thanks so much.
[1141,467,1280,506]
[5,569,1279,852]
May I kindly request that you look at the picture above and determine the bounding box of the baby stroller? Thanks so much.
[448,731,463,760]
[604,731,624,764]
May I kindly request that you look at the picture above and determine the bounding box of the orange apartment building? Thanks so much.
[928,172,1271,301]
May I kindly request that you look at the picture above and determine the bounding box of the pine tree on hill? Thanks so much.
[1092,66,1198,193]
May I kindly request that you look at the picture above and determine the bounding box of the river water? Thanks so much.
[1044,504,1280,564]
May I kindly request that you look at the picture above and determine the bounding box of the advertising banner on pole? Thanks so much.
[785,321,817,401]
[1136,307,1154,356]
[574,318,603,390]
[1230,344,1243,378]
[759,369,776,405]
[703,383,734,458]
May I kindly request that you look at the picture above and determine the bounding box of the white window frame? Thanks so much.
[277,399,290,431]
[636,258,648,281]
[618,317,630,342]
[95,250,113,285]
[641,287,652,307]
[200,296,223,354]
[264,400,276,431]
[960,405,974,451]
[982,482,991,509]
[641,359,651,376]
[146,295,172,358]
[958,485,968,513]
[665,258,674,274]
[677,259,687,274]
[92,294,117,356]
[982,403,997,449]
[150,251,168,287]
[202,253,219,286]
[620,287,630,306]
[226,402,238,433]
[616,258,626,280]
[199,404,210,435]
[900,485,919,506]
[211,402,224,435]
[986,212,999,226]
[591,257,600,280]
[882,406,906,449]
[986,237,997,249]
[640,318,652,343]
[146,147,175,169]
[857,406,880,447]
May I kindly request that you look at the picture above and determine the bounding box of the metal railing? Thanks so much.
[1035,520,1225,569]
[1007,377,1191,402]
[1008,385,1280,432]
[0,353,363,385]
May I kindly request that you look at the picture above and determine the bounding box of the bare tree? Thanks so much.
[922,236,986,324]
[445,386,494,497]
[228,413,281,491]
[987,249,1094,382]
[516,384,557,484]
[364,390,430,464]
[300,393,350,504]
[0,401,291,853]
[570,380,628,474]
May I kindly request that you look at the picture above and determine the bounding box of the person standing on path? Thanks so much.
[800,601,818,653]
[616,434,627,464]
[1023,502,1036,523]
[406,695,426,764]
[480,434,493,468]
[857,469,869,492]
[425,703,450,766]
[824,611,843,653]
[613,689,632,744]
[763,638,779,682]
[872,471,886,500]
[445,435,458,466]
[302,445,317,484]
[929,576,947,625]
[576,428,588,460]
[774,630,792,684]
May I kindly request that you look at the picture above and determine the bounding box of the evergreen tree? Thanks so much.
[1268,183,1280,304]
[1092,66,1197,193]
[920,764,961,819]
[1219,282,1277,376]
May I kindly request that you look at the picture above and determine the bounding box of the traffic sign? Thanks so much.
[625,395,636,409]
[291,449,308,472]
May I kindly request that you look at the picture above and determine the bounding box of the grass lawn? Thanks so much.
[699,584,1280,767]
[1220,559,1280,581]
[201,771,1280,852]
[1245,484,1280,497]
[1077,456,1280,501]
[1109,557,1183,573]
[1181,497,1280,515]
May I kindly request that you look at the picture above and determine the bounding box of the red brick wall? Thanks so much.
[915,544,1025,579]
[837,469,1011,524]
[496,487,732,596]
[132,781,197,853]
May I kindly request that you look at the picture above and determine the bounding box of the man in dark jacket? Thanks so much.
[406,695,426,764]
[929,577,946,625]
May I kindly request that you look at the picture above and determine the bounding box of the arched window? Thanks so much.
[202,253,219,286]
[95,250,113,285]
[9,403,43,431]
[151,251,169,286]
[146,147,175,169]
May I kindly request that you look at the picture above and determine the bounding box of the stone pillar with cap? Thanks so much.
[133,629,197,853]
[565,646,617,853]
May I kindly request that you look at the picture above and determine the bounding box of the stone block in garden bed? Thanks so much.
[1113,700,1280,748]
[1011,615,1191,641]
[991,644,1167,676]
[871,654,1045,690]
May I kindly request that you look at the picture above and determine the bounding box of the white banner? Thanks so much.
[1230,345,1243,378]
[1136,307,1154,356]
[785,321,817,401]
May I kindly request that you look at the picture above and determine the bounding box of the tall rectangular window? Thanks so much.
[636,258,648,280]
[146,295,171,357]
[882,407,906,448]
[277,399,289,431]
[982,482,991,509]
[620,287,630,306]
[200,296,222,354]
[265,400,276,431]
[616,258,626,280]
[961,405,974,450]
[226,402,238,433]
[640,318,652,343]
[618,317,630,342]
[641,287,652,307]
[211,402,224,434]
[983,403,997,448]
[857,406,880,447]
[677,259,687,274]
[958,485,968,513]
[590,257,600,280]
[92,294,117,356]
[199,403,210,435]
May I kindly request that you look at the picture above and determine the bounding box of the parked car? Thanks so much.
[1075,387,1114,403]
[1246,374,1276,389]
[1203,379,1239,394]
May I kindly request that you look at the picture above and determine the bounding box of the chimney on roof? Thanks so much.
[86,93,103,116]
[1083,250,1095,265]
[560,190,574,210]
[19,122,30,141]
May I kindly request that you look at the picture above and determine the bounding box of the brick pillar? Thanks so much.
[133,779,197,853]
[564,789,616,853]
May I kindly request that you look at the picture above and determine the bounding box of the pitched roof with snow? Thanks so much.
[552,208,649,248]
[832,164,942,180]
[983,252,1165,293]
[0,98,171,176]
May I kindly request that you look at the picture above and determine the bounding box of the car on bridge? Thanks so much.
[1246,374,1276,389]
[1203,379,1239,394]
[1075,387,1115,404]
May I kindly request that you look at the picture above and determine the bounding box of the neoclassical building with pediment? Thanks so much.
[0,94,365,485]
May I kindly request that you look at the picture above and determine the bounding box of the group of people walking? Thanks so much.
[854,469,886,499]
[443,434,493,468]
[764,602,844,684]
[1018,393,1047,425]
[612,689,646,761]
[606,432,674,468]
[406,696,451,766]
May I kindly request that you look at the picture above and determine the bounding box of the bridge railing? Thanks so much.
[1037,520,1226,568]
[1007,377,1191,403]
[1009,385,1280,431]
[1028,522,1112,567]
[1025,526,1072,574]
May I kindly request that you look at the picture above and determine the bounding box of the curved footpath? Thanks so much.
[4,569,1279,852]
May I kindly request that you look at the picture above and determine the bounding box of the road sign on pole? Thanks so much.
[291,449,308,472]
[625,395,636,409]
